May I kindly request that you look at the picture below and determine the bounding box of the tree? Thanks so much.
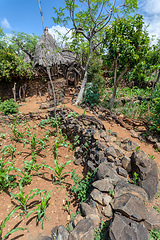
[10,32,40,63]
[103,14,150,109]
[0,28,34,82]
[52,0,138,104]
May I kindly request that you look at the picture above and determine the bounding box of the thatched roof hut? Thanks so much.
[34,27,65,68]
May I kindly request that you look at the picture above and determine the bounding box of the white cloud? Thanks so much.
[144,15,160,44]
[143,0,160,15]
[1,18,11,29]
[48,25,72,45]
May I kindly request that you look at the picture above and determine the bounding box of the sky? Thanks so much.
[0,0,160,44]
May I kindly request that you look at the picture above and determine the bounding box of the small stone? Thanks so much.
[67,215,71,221]
[90,188,104,204]
[116,167,128,178]
[121,137,130,144]
[111,132,118,137]
[105,147,117,158]
[130,130,139,138]
[122,156,132,172]
[102,205,113,217]
[146,135,157,143]
[73,214,84,228]
[107,155,115,162]
[102,194,112,206]
[154,142,160,151]
[92,179,114,193]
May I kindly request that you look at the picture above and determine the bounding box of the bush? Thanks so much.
[83,56,105,105]
[0,99,19,115]
[149,97,160,132]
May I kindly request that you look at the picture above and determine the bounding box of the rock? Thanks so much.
[107,155,115,162]
[87,160,96,172]
[95,151,104,164]
[116,167,128,178]
[90,188,104,204]
[114,181,148,202]
[130,130,139,138]
[123,141,140,152]
[80,202,97,216]
[100,131,107,138]
[154,142,160,151]
[92,179,114,193]
[104,135,111,142]
[73,214,84,228]
[111,193,148,221]
[144,207,160,230]
[97,162,121,184]
[131,150,159,202]
[102,194,112,206]
[114,159,122,167]
[51,225,69,240]
[146,135,157,143]
[105,147,117,158]
[86,213,100,227]
[111,132,118,138]
[97,142,106,151]
[122,156,132,172]
[121,137,130,144]
[69,218,95,240]
[93,130,100,140]
[74,158,83,165]
[102,204,113,217]
[109,214,150,240]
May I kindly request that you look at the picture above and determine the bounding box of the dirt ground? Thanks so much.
[0,93,160,239]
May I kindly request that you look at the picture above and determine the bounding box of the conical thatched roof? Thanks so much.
[34,28,64,68]
[34,28,76,68]
[62,47,76,65]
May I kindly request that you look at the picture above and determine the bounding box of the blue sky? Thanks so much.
[0,0,160,43]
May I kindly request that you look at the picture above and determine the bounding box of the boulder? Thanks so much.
[90,188,104,205]
[51,225,69,240]
[114,181,148,202]
[144,207,160,230]
[101,204,113,217]
[97,162,121,184]
[121,156,132,172]
[92,179,114,193]
[109,214,150,240]
[123,141,140,152]
[69,218,95,240]
[116,167,128,178]
[105,147,117,158]
[131,150,159,202]
[111,193,148,221]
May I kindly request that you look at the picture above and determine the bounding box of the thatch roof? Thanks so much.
[34,28,76,68]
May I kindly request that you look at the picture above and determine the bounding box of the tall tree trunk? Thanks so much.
[75,39,93,105]
[110,59,118,110]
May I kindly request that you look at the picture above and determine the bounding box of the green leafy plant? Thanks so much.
[0,133,6,139]
[153,206,160,214]
[149,228,160,240]
[73,135,80,146]
[27,190,52,229]
[71,168,97,203]
[23,133,46,155]
[0,207,25,240]
[11,125,25,142]
[1,144,16,160]
[0,157,17,190]
[148,154,155,160]
[135,146,140,152]
[130,172,140,185]
[94,221,109,240]
[0,99,19,115]
[52,159,72,184]
[10,181,45,216]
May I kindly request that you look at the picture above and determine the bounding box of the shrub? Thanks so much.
[0,99,19,115]
[149,97,160,132]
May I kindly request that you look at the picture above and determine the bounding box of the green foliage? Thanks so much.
[11,125,25,142]
[0,133,6,139]
[71,168,97,203]
[149,97,160,132]
[27,190,52,229]
[130,172,140,185]
[94,221,109,240]
[0,207,25,240]
[52,159,72,184]
[84,56,105,106]
[0,99,19,115]
[10,181,45,216]
[149,228,160,240]
[2,144,16,160]
[23,133,46,155]
[0,157,17,190]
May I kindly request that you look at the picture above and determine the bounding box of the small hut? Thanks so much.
[34,27,81,86]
